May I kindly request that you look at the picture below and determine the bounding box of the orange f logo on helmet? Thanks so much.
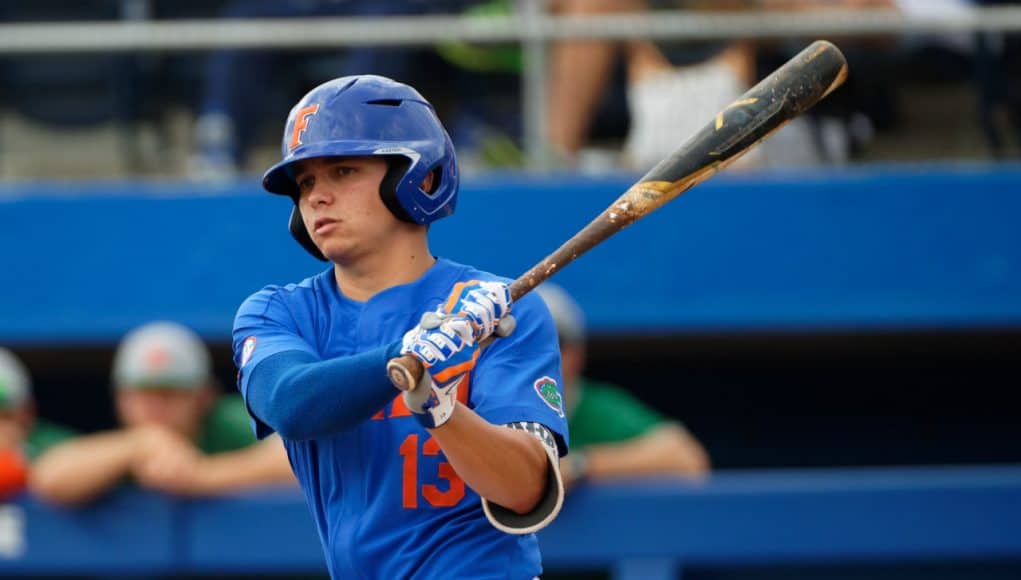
[289,104,320,150]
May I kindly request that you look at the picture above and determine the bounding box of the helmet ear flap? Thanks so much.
[379,156,416,224]
[288,205,328,262]
[422,165,442,194]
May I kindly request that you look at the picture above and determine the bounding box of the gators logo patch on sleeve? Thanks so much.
[533,376,565,418]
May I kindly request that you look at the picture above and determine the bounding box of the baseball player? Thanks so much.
[233,75,568,579]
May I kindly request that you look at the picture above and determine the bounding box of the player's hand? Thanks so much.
[400,314,479,386]
[400,314,479,428]
[441,280,513,342]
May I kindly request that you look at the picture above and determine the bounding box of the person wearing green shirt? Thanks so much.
[0,348,77,499]
[536,284,710,488]
[31,322,295,506]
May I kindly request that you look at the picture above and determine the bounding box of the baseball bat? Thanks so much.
[387,40,848,392]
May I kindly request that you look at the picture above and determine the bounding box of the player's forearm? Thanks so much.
[429,403,548,514]
[186,438,296,495]
[246,346,402,440]
[29,430,137,506]
[585,424,710,480]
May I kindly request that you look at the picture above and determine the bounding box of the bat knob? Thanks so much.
[387,358,419,392]
[419,311,444,330]
[495,315,516,337]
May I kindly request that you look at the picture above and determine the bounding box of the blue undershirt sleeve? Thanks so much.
[244,340,404,440]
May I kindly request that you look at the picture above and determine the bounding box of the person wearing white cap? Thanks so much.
[30,322,294,506]
[0,348,77,499]
[536,284,710,488]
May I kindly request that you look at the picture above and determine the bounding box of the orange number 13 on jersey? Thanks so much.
[399,434,465,509]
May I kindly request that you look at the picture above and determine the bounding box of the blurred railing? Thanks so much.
[2,466,1021,579]
[1,5,1021,168]
[6,8,1021,51]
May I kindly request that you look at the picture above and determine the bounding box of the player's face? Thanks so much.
[293,156,402,263]
[115,387,210,438]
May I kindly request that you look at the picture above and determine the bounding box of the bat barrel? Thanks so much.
[510,41,848,303]
[640,40,848,188]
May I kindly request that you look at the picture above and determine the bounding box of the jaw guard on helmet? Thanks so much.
[262,75,459,261]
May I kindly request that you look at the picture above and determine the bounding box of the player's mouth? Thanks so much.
[313,217,339,235]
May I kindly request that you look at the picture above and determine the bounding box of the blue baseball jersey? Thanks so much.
[232,258,568,579]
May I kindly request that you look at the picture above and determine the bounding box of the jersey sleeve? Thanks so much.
[469,292,569,456]
[232,287,318,438]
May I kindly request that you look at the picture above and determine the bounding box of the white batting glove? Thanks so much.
[400,313,477,378]
[401,372,464,429]
[441,280,513,342]
[400,312,478,428]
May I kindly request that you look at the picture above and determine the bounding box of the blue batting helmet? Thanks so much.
[262,75,459,261]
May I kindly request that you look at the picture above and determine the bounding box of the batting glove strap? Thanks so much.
[401,373,463,429]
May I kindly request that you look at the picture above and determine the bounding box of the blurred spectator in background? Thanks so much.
[30,322,294,506]
[436,0,529,170]
[536,284,709,488]
[0,348,77,500]
[623,37,769,169]
[189,0,470,179]
[546,0,645,166]
[549,0,898,170]
[547,0,759,167]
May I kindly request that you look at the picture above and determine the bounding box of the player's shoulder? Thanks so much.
[428,258,504,289]
[442,259,550,317]
[235,268,333,319]
[448,260,512,285]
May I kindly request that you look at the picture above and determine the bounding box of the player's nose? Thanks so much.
[305,179,334,207]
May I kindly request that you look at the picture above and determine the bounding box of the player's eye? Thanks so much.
[297,175,315,194]
[334,165,356,177]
